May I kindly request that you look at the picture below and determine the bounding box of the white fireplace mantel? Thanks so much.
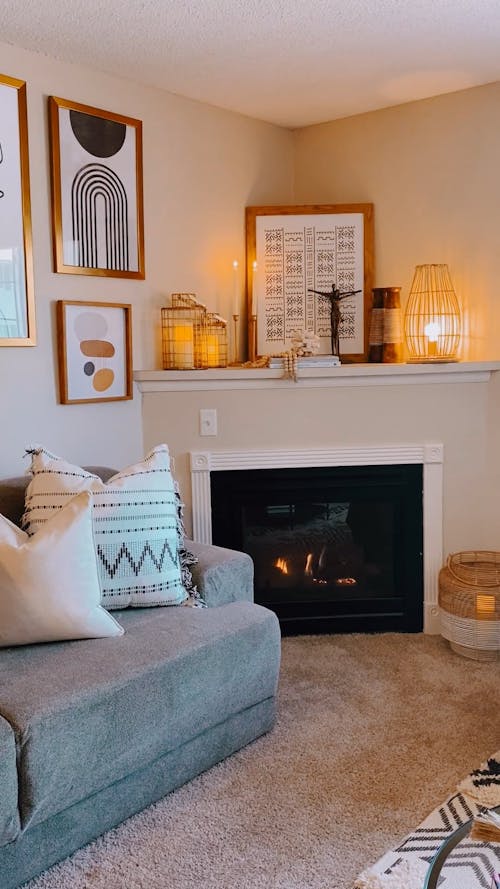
[189,443,444,635]
[134,360,500,392]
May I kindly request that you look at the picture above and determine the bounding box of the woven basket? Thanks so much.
[438,551,500,660]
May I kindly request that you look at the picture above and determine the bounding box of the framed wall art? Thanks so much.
[245,203,374,363]
[56,300,133,404]
[0,73,35,346]
[49,96,145,278]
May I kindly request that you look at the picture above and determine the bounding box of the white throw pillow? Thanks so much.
[23,444,187,610]
[0,491,123,647]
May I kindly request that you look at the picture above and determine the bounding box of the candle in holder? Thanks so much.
[173,322,194,369]
[206,334,220,368]
[232,260,239,315]
[251,260,258,317]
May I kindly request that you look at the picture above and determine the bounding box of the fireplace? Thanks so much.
[189,443,444,634]
[209,464,423,634]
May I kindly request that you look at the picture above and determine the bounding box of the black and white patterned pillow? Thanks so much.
[23,444,188,610]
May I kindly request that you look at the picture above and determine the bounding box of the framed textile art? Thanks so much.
[0,73,35,346]
[245,203,374,362]
[49,96,145,278]
[56,300,133,404]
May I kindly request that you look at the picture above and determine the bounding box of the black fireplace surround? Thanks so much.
[211,464,423,635]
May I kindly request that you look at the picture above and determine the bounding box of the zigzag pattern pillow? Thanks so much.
[23,444,187,610]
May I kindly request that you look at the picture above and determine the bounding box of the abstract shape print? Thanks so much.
[49,97,144,279]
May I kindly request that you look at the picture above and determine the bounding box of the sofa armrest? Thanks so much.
[184,540,254,607]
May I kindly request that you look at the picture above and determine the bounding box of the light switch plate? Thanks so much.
[200,408,217,436]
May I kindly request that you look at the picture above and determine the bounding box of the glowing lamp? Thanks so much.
[404,264,461,362]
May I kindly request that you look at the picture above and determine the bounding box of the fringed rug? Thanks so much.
[353,751,500,889]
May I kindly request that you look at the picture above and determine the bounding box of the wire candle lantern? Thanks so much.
[161,294,228,370]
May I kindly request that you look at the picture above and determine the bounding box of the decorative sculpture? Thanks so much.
[308,284,361,357]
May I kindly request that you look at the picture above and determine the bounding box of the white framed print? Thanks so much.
[56,300,133,404]
[0,73,35,345]
[49,96,144,278]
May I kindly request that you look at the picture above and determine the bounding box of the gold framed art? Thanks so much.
[245,203,374,363]
[0,73,35,346]
[56,300,133,404]
[49,96,145,279]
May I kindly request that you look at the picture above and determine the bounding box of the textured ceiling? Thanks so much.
[2,0,500,127]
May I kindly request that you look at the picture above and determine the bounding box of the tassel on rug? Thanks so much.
[353,856,429,889]
[469,809,500,843]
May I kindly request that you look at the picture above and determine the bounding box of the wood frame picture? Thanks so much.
[49,96,145,278]
[245,203,374,363]
[56,300,133,404]
[0,73,35,346]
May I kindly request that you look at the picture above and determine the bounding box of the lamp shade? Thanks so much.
[404,264,461,362]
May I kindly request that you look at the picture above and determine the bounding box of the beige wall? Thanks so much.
[0,41,294,476]
[2,39,499,563]
[141,81,500,560]
[142,373,500,558]
[294,82,500,362]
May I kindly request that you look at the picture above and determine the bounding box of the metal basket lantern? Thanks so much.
[161,294,228,370]
[202,312,228,368]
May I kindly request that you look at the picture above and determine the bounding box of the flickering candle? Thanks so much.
[205,334,219,368]
[232,260,239,315]
[173,322,194,369]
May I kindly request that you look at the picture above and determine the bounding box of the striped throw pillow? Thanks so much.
[23,444,187,610]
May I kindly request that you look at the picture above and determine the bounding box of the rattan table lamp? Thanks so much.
[404,264,461,362]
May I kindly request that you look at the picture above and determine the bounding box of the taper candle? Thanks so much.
[232,260,239,315]
[251,260,258,317]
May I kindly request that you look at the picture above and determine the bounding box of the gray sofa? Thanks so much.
[0,471,281,889]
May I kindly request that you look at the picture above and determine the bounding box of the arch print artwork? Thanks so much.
[56,300,132,404]
[49,97,144,278]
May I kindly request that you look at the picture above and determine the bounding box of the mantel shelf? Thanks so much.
[134,361,500,392]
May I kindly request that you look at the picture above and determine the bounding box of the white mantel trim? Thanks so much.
[190,443,443,635]
[135,361,500,392]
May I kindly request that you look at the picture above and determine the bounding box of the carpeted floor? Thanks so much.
[26,633,500,889]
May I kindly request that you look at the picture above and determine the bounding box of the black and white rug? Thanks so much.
[353,751,500,889]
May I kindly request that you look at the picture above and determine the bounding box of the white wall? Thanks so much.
[0,41,294,476]
[293,82,500,361]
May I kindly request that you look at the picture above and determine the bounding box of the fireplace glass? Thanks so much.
[211,464,423,634]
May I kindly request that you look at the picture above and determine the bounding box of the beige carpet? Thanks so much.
[26,633,500,889]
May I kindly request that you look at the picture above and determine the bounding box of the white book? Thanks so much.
[268,355,341,368]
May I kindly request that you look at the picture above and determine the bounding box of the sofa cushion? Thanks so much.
[0,492,124,647]
[0,715,20,846]
[187,539,254,607]
[0,601,281,831]
[22,445,187,609]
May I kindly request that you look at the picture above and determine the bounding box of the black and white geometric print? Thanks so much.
[354,752,500,889]
[458,755,500,809]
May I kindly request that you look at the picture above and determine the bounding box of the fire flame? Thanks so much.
[275,557,289,575]
[305,549,328,581]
